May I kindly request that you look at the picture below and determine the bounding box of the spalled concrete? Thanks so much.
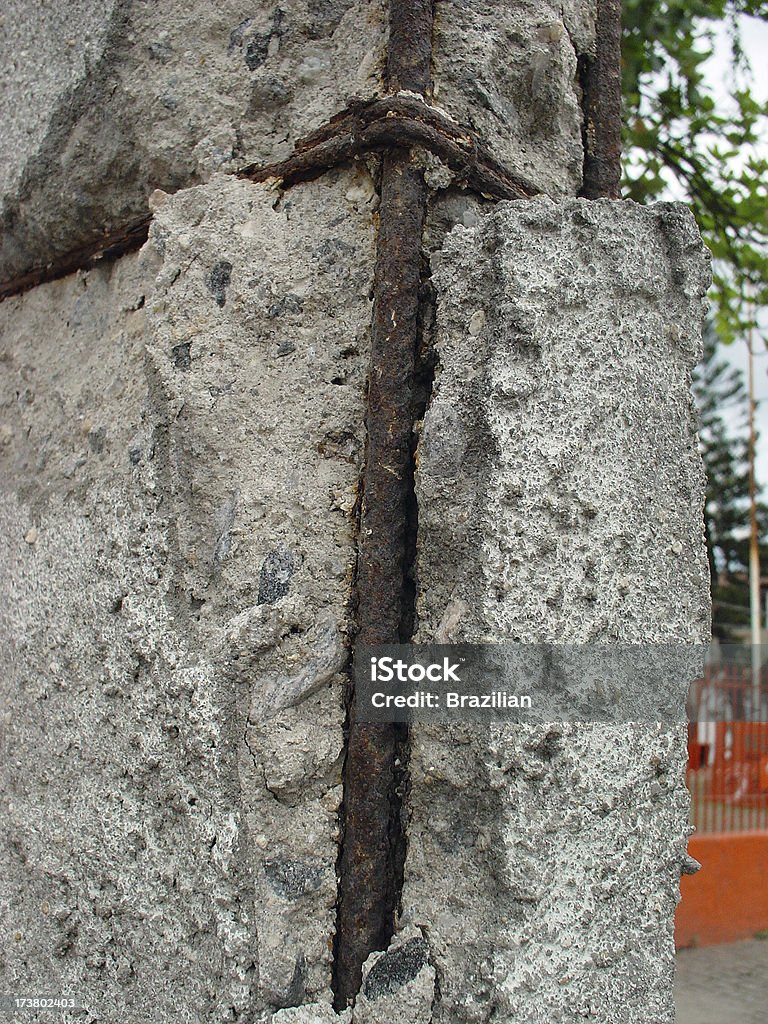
[401,198,711,1023]
[0,1,386,282]
[432,1,596,196]
[1,2,712,1022]
[0,170,376,1021]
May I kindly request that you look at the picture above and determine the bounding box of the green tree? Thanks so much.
[622,0,768,344]
[692,323,768,638]
[623,2,768,639]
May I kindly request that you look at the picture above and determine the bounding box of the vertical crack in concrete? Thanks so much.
[578,0,623,199]
[332,0,435,1010]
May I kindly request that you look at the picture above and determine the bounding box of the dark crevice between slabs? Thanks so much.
[389,263,438,975]
[330,455,365,1013]
[401,268,437,647]
[578,0,623,200]
[332,0,435,1011]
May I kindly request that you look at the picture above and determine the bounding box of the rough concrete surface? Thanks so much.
[400,198,711,1023]
[0,0,120,203]
[0,169,376,1021]
[432,0,595,197]
[0,0,385,282]
[1,2,714,1020]
[417,198,710,646]
[0,183,712,1023]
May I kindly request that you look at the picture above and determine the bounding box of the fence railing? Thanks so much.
[687,667,768,834]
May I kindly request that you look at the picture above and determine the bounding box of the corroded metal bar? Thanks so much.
[0,219,150,303]
[333,0,434,1006]
[579,0,623,199]
[241,96,540,199]
[333,149,427,1009]
[2,93,539,305]
[386,0,434,95]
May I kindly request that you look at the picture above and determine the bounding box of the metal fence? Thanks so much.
[687,666,768,833]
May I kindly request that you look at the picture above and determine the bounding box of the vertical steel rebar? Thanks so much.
[579,0,623,199]
[333,0,434,1008]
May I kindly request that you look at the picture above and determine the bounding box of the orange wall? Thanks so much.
[676,832,768,947]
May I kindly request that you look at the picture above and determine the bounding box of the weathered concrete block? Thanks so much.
[418,198,710,644]
[0,1,385,281]
[0,170,376,1020]
[401,198,711,1023]
[433,1,595,196]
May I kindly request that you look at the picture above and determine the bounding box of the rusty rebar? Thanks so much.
[579,0,623,199]
[386,0,434,95]
[0,218,150,303]
[332,0,434,1007]
[2,92,540,305]
[332,148,427,1009]
[241,96,540,199]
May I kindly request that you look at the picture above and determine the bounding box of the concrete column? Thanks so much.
[0,3,710,1022]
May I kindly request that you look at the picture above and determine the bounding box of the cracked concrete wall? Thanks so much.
[1,1,709,1022]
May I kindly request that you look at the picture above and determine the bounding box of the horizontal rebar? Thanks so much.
[0,96,539,305]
